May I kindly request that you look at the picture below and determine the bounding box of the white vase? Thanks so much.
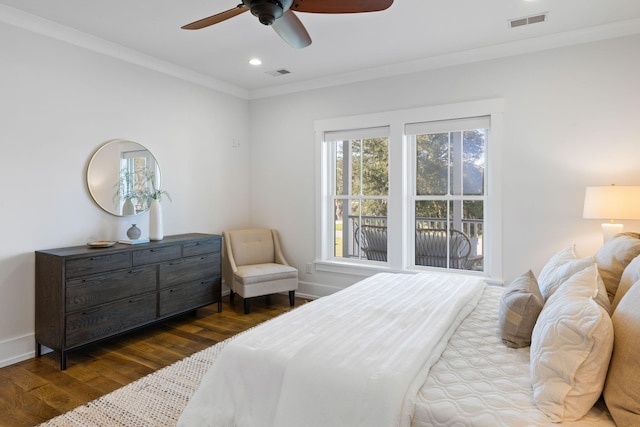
[149,199,164,241]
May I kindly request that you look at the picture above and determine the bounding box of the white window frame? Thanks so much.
[327,126,390,262]
[314,99,504,284]
[406,116,490,270]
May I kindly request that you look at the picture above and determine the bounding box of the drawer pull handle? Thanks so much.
[128,298,144,303]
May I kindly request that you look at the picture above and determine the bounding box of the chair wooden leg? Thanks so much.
[289,291,295,306]
[244,298,250,314]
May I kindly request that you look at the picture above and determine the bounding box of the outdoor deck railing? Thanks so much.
[342,215,483,261]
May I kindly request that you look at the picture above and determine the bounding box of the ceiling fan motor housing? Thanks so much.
[245,0,293,25]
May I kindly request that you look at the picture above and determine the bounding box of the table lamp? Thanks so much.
[583,185,640,243]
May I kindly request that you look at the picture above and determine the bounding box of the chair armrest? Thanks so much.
[222,232,239,290]
[463,255,483,271]
[271,230,290,266]
[223,232,239,273]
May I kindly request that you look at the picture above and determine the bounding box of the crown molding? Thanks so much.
[249,17,640,99]
[0,4,250,99]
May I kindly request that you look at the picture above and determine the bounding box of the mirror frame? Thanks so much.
[86,139,161,217]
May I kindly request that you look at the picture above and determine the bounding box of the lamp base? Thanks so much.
[601,223,623,243]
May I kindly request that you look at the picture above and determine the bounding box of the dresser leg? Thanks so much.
[60,351,67,370]
[218,300,222,312]
[36,342,42,358]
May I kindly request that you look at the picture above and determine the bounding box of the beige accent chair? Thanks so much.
[223,228,298,314]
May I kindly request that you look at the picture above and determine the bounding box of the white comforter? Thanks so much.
[178,272,484,427]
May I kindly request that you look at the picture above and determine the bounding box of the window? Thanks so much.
[315,99,503,281]
[326,127,390,261]
[407,117,489,271]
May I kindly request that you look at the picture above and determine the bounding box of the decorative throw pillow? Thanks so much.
[611,254,640,312]
[498,270,544,348]
[595,232,640,302]
[530,265,614,422]
[604,280,640,427]
[537,245,593,301]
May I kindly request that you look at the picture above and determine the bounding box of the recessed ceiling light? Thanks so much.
[249,58,262,66]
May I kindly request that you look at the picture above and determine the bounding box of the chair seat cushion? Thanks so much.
[235,263,298,286]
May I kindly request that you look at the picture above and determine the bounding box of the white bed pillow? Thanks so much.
[530,265,614,422]
[537,245,594,301]
[594,232,640,302]
[546,263,611,315]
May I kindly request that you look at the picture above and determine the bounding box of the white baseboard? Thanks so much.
[296,280,343,299]
[0,333,37,368]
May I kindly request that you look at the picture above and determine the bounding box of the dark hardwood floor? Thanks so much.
[0,294,306,427]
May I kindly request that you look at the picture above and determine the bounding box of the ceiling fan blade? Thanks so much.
[182,4,248,30]
[272,10,312,49]
[292,0,393,14]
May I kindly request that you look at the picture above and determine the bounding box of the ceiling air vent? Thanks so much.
[266,68,292,77]
[509,13,548,28]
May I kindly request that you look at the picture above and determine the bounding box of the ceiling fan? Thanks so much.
[182,0,394,49]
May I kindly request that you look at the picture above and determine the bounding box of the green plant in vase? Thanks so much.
[146,171,172,204]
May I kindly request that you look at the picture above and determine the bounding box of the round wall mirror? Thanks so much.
[87,139,161,217]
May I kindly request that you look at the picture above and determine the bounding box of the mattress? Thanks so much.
[413,285,615,427]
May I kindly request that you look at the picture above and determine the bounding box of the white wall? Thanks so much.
[0,22,251,367]
[249,34,640,297]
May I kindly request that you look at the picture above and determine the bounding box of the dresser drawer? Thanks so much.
[158,253,221,288]
[65,252,131,278]
[159,277,221,317]
[65,293,156,348]
[66,266,157,312]
[183,238,220,257]
[132,245,182,266]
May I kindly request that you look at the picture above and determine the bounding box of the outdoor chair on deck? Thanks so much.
[415,228,483,270]
[223,228,298,314]
[360,224,388,261]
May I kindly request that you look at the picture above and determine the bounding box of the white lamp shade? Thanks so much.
[583,186,640,220]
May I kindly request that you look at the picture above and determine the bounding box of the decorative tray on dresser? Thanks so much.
[35,233,222,370]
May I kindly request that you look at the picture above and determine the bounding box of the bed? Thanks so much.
[178,233,640,427]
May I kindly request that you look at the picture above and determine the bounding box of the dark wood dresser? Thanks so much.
[35,233,221,370]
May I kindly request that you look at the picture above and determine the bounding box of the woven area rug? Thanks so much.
[38,338,230,427]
